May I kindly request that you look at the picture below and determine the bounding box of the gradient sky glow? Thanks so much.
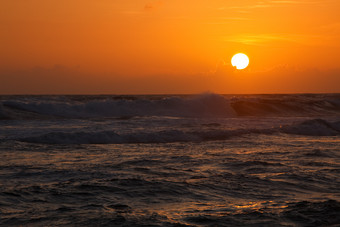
[1,0,340,94]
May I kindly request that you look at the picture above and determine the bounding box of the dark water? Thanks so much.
[0,94,340,226]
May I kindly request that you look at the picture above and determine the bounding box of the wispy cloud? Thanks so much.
[229,4,272,10]
[318,22,340,33]
[270,0,299,4]
[223,33,332,46]
[219,17,250,20]
[229,0,320,10]
[224,34,293,45]
[203,17,250,25]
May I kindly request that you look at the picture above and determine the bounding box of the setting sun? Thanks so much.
[231,53,249,70]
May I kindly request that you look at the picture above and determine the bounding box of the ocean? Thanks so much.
[0,93,339,226]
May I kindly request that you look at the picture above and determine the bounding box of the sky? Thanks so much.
[1,0,340,94]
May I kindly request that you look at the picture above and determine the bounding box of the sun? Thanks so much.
[231,53,249,70]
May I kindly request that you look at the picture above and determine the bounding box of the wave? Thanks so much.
[281,119,340,136]
[1,93,236,119]
[282,200,340,226]
[1,94,340,120]
[17,119,340,144]
[0,105,10,120]
[18,130,235,144]
[184,200,340,226]
[19,128,275,144]
[230,95,340,117]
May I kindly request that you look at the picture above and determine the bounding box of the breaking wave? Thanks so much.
[230,94,340,116]
[1,93,340,120]
[1,94,235,119]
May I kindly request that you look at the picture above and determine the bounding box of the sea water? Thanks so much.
[0,93,339,226]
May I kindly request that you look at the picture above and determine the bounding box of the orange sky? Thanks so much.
[1,0,340,94]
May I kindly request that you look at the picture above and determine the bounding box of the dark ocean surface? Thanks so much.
[0,94,339,226]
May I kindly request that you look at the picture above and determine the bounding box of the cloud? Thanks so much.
[222,33,335,46]
[318,22,340,34]
[223,34,296,46]
[229,0,319,11]
[229,4,272,10]
[270,0,299,4]
[203,17,250,25]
